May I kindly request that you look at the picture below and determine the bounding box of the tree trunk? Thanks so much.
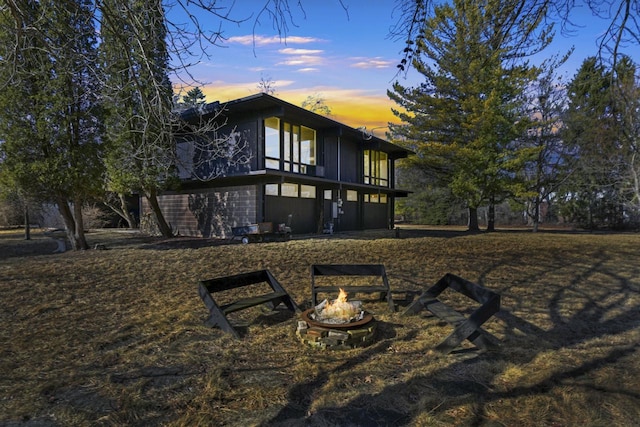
[57,198,78,251]
[532,196,540,233]
[104,192,136,228]
[24,203,31,240]
[56,198,89,250]
[145,188,173,238]
[487,202,496,232]
[73,199,90,250]
[119,193,136,228]
[468,206,480,231]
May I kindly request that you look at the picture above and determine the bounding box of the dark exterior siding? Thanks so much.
[338,198,360,231]
[340,138,359,184]
[363,202,389,229]
[323,135,339,180]
[265,195,317,234]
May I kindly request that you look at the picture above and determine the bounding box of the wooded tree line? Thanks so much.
[0,1,637,250]
[389,0,639,231]
[0,0,240,249]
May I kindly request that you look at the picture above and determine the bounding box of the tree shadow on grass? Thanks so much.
[301,343,638,427]
[265,248,640,426]
[264,322,412,426]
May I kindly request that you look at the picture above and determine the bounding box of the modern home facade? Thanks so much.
[146,93,410,238]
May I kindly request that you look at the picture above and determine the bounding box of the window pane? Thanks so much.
[292,125,300,163]
[364,150,370,177]
[380,194,388,203]
[346,190,358,202]
[265,117,280,161]
[265,184,279,196]
[300,185,316,199]
[379,152,388,181]
[281,183,298,197]
[265,158,280,169]
[370,193,379,203]
[324,189,332,200]
[284,123,291,162]
[301,126,316,165]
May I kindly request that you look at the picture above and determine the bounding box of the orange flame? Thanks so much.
[320,288,359,320]
[336,288,348,303]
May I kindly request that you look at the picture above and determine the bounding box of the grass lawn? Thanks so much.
[1,226,639,426]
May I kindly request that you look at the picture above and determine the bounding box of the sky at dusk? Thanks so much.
[170,1,637,135]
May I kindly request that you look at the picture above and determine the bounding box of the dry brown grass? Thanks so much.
[1,226,639,426]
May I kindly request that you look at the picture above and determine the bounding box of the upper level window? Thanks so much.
[265,117,280,169]
[264,117,316,173]
[364,150,389,187]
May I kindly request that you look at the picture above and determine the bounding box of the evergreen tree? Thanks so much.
[388,0,552,231]
[0,0,102,250]
[559,56,639,229]
[181,87,207,109]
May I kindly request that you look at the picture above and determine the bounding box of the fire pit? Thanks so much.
[296,289,377,349]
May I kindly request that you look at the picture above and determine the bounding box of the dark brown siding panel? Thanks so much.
[147,185,258,238]
[340,138,359,183]
[363,202,389,229]
[265,196,316,234]
[323,135,338,180]
[339,200,359,231]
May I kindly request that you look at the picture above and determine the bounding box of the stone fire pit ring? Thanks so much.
[296,308,377,349]
[300,308,373,329]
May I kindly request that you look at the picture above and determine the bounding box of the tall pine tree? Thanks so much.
[388,0,553,231]
[559,56,639,229]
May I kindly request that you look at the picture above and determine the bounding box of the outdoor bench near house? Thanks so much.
[198,269,300,338]
[403,273,500,353]
[310,264,395,312]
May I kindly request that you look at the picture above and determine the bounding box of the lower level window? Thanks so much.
[281,183,299,198]
[265,183,316,199]
[364,193,388,203]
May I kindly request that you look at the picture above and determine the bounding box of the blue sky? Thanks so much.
[171,1,636,133]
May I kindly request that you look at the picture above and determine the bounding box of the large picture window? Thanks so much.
[264,117,316,174]
[364,150,389,187]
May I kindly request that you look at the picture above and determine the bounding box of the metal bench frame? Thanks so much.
[404,273,500,353]
[310,264,395,312]
[198,270,300,338]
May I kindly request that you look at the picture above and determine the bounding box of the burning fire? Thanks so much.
[317,288,362,322]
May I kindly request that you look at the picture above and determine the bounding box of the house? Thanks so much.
[146,93,411,238]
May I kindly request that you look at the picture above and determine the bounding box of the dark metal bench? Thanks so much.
[310,264,395,311]
[198,270,300,338]
[403,273,500,353]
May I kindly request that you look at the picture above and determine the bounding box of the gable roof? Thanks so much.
[180,92,411,160]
